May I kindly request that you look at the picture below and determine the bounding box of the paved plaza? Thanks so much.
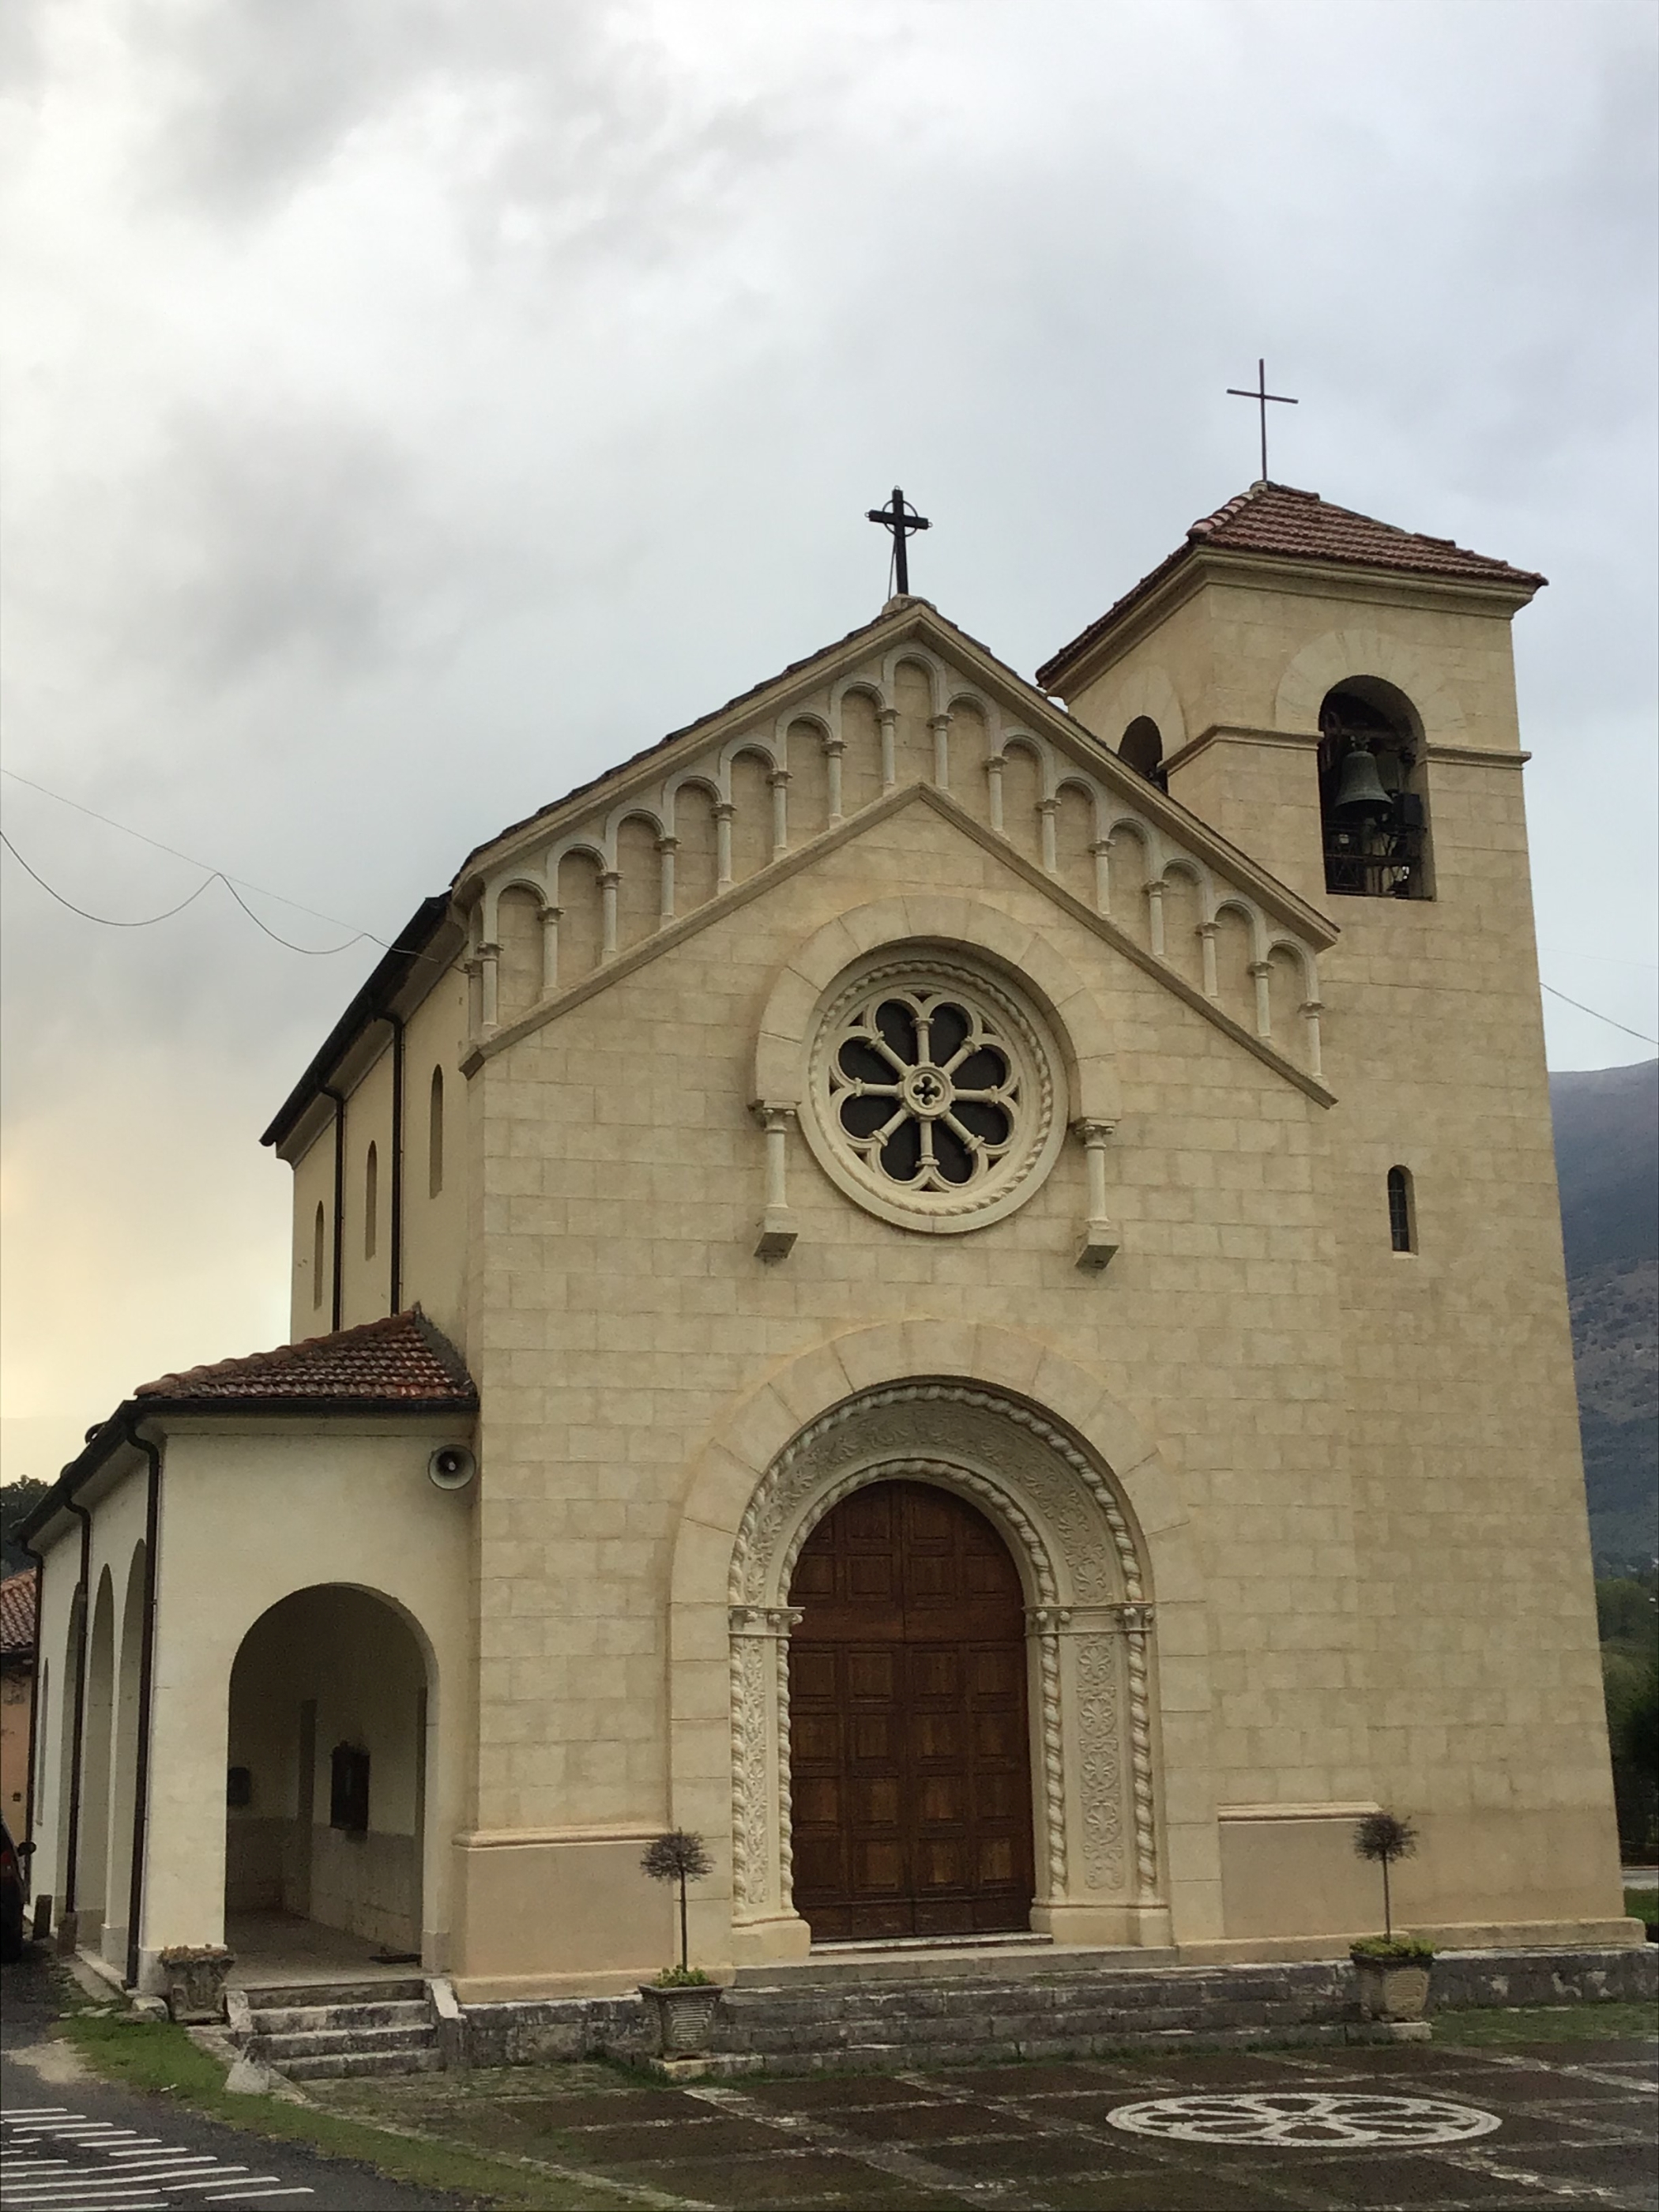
[316,2034,1659,2209]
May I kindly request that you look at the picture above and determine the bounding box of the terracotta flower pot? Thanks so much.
[639,1981,722,2057]
[1352,1951,1432,2023]
[160,1947,235,2024]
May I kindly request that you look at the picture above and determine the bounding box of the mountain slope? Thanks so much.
[1549,1059,1658,1567]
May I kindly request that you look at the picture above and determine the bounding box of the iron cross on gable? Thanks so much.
[867,487,931,596]
[1227,359,1298,483]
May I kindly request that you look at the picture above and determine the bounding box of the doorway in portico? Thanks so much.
[788,1480,1034,1942]
[225,1585,428,1971]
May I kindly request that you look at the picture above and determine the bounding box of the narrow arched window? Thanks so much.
[428,1066,445,1197]
[1120,717,1166,791]
[1387,1166,1415,1253]
[312,1202,325,1307]
[364,1142,378,1260]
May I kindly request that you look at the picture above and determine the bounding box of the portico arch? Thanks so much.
[669,1322,1215,1963]
[226,1584,431,1962]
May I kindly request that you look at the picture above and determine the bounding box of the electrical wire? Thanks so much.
[1,830,370,953]
[1539,982,1657,1048]
[0,766,420,952]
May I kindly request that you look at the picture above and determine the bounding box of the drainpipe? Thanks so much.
[123,1425,162,1991]
[322,1085,346,1330]
[20,1548,43,1902]
[62,1500,92,1922]
[387,1014,405,1313]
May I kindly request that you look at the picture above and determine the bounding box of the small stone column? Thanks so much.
[768,769,790,860]
[928,712,953,791]
[1073,1119,1120,1271]
[877,709,898,794]
[539,905,561,1000]
[824,737,845,826]
[715,803,735,893]
[656,836,677,928]
[1198,920,1219,999]
[752,1104,799,1259]
[598,871,619,961]
[476,941,501,1037]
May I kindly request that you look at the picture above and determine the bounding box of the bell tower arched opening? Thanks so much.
[1318,679,1432,899]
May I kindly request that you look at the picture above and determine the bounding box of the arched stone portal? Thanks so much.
[226,1586,429,1963]
[724,1380,1163,1955]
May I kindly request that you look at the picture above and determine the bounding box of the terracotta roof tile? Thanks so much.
[1037,482,1546,690]
[134,1308,476,1409]
[0,1568,36,1656]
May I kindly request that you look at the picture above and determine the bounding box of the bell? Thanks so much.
[1332,741,1392,818]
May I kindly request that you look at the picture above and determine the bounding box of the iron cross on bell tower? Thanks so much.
[1226,359,1298,483]
[867,487,931,596]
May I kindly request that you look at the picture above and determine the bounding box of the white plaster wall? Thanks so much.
[139,1420,474,1985]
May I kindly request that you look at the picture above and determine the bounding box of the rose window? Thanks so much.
[803,954,1065,1232]
[831,990,1018,1192]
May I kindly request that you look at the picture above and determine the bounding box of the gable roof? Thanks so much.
[134,1307,476,1409]
[0,1569,35,1657]
[1037,481,1547,690]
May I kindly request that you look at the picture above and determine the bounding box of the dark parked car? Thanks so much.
[0,1816,25,1962]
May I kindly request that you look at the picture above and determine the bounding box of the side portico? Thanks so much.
[21,1309,477,1994]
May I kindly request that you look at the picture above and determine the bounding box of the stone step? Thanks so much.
[250,1999,433,2037]
[280,2046,446,2081]
[255,2023,438,2063]
[240,1977,428,2011]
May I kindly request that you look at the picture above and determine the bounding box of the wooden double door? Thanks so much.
[788,1480,1034,1942]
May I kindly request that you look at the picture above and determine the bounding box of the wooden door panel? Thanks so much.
[789,1480,1035,1943]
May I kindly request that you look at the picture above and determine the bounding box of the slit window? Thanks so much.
[428,1066,445,1197]
[364,1142,378,1259]
[311,1202,325,1307]
[1387,1166,1415,1253]
[329,1744,370,1834]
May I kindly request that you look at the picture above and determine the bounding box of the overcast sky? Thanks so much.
[2,0,1655,1488]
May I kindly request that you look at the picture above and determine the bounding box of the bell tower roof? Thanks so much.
[1036,481,1547,694]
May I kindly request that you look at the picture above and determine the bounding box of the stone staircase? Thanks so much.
[705,1958,1361,2073]
[235,1976,443,2080]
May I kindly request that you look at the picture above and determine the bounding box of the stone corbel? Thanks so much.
[1072,1119,1120,1272]
[752,1103,800,1261]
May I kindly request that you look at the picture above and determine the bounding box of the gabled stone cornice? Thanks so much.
[463,782,1336,1108]
[456,599,1333,952]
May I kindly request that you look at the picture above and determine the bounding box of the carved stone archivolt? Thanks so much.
[725,1382,1162,1924]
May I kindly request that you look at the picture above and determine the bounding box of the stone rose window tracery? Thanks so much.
[831,988,1018,1192]
[802,951,1066,1233]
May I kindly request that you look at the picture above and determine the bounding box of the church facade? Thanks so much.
[21,483,1635,1998]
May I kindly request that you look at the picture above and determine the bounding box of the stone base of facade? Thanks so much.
[450,1942,1658,2073]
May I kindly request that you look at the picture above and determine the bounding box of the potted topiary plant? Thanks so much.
[158,1943,235,2023]
[1351,1811,1435,2022]
[638,1830,720,2057]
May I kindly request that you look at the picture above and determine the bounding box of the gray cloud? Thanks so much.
[2,0,1654,1477]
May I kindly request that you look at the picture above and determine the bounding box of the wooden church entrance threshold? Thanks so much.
[787,1480,1035,1943]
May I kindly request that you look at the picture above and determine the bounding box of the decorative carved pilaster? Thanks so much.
[728,1604,802,1919]
[1076,1635,1124,1890]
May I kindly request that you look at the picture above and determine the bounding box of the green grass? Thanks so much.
[55,2005,650,2210]
[1623,1886,1659,1936]
[1431,2000,1657,2047]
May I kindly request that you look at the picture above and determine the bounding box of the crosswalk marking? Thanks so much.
[2,2111,312,2209]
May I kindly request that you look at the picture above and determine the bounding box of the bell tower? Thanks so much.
[1038,487,1621,1935]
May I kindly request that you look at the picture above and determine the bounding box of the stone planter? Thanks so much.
[160,1947,235,2024]
[1352,1951,1432,2023]
[639,1981,722,2058]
